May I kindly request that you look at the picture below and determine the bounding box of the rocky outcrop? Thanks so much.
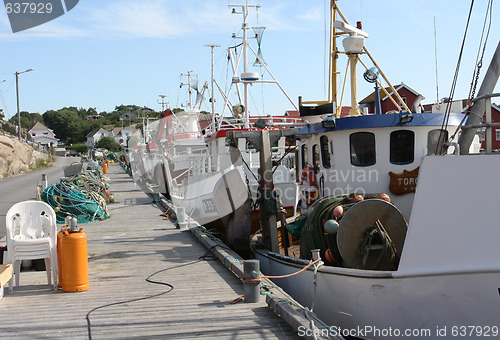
[0,135,42,180]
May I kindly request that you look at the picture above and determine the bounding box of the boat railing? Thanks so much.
[171,188,185,199]
[204,116,305,135]
[461,92,500,154]
[184,150,235,176]
[170,148,207,159]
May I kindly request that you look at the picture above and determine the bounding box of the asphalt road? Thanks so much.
[0,156,78,240]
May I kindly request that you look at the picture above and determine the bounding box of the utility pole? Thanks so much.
[15,68,34,140]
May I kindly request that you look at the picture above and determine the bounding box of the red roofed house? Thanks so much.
[359,83,423,114]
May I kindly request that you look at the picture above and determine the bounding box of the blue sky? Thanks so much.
[0,0,498,120]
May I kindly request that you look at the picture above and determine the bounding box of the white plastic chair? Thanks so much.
[4,201,58,292]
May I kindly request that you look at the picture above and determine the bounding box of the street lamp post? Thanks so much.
[15,68,34,140]
[0,80,5,120]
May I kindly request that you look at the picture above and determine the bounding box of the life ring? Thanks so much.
[300,164,317,186]
[300,164,318,208]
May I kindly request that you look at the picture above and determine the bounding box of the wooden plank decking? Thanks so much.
[0,164,300,339]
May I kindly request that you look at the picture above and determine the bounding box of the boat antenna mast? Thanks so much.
[179,71,196,110]
[228,1,256,128]
[205,44,220,119]
[329,0,339,112]
[221,2,298,130]
[304,0,411,117]
[158,94,168,112]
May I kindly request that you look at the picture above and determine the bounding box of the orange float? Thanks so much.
[102,162,108,174]
[61,228,89,292]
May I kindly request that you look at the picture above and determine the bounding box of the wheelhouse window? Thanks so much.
[312,144,320,174]
[427,129,448,155]
[390,130,414,164]
[350,132,376,166]
[301,144,308,168]
[320,135,331,168]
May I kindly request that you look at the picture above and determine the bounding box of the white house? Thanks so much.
[111,127,134,146]
[85,128,111,147]
[28,121,59,147]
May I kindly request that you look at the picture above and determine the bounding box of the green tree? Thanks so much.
[95,136,121,152]
[43,107,89,144]
[8,111,40,129]
[43,109,72,142]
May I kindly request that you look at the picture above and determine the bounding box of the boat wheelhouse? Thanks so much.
[251,0,499,337]
[295,111,478,218]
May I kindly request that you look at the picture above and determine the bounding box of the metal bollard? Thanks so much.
[42,174,48,190]
[243,260,260,303]
[311,249,321,261]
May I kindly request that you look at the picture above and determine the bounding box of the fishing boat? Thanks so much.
[253,1,500,337]
[143,2,305,251]
[200,2,305,227]
[135,73,250,231]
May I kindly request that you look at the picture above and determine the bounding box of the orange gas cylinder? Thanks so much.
[102,162,108,174]
[57,226,69,287]
[61,228,89,292]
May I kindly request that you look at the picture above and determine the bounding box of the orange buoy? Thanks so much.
[325,248,335,264]
[61,229,89,292]
[57,226,69,287]
[102,162,108,174]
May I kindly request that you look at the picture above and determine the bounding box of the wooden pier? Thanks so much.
[0,164,304,339]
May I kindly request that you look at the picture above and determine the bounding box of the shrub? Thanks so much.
[95,136,121,152]
[67,143,89,154]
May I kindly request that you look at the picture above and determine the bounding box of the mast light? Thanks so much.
[363,67,378,83]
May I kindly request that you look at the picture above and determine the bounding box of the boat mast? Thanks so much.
[334,4,412,115]
[205,44,220,126]
[303,1,412,117]
[329,0,338,111]
[242,4,249,128]
[229,1,258,129]
[180,71,195,110]
[223,2,297,130]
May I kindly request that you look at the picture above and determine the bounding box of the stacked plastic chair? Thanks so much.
[4,201,58,292]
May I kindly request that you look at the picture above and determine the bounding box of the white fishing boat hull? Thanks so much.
[256,251,500,339]
[168,165,248,226]
[256,154,500,339]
